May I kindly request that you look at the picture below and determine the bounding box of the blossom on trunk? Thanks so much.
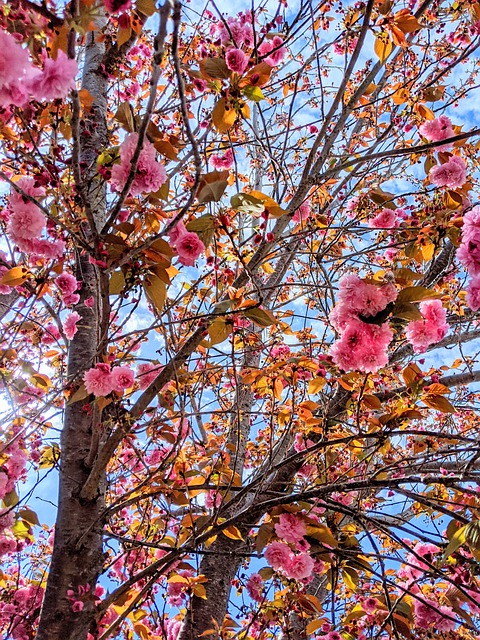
[63,312,81,340]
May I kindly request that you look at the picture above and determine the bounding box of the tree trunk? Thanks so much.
[35,23,109,640]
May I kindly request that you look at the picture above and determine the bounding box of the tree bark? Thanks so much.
[35,23,109,640]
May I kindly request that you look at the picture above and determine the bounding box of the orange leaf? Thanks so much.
[211,98,236,133]
[374,33,393,63]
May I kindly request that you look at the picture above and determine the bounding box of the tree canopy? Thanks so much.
[2,1,480,639]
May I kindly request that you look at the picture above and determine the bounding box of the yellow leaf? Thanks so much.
[39,444,61,469]
[207,318,232,346]
[421,242,435,262]
[443,524,466,560]
[168,574,189,584]
[117,26,132,47]
[0,266,30,286]
[394,9,422,33]
[306,620,325,635]
[423,395,455,413]
[374,33,393,63]
[192,584,207,599]
[305,524,338,548]
[222,525,244,541]
[249,190,286,217]
[68,383,90,404]
[212,98,236,133]
[308,376,326,395]
[396,286,442,304]
[144,273,166,314]
[342,566,359,590]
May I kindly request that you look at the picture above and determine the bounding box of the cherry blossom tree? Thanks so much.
[2,1,480,639]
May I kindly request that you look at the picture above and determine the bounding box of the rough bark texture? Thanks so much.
[35,24,109,640]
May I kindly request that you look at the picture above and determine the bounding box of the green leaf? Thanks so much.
[197,171,229,203]
[135,0,157,16]
[109,270,126,295]
[244,308,277,327]
[396,286,442,304]
[2,489,19,508]
[200,58,231,80]
[18,507,40,526]
[186,214,215,233]
[242,85,265,102]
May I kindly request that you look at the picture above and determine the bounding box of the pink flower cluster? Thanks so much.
[4,178,65,259]
[457,206,480,310]
[168,220,205,267]
[56,272,80,306]
[83,364,135,397]
[419,115,455,150]
[110,133,167,197]
[213,13,254,49]
[225,48,249,75]
[63,311,81,340]
[414,599,456,632]
[136,362,162,390]
[103,0,132,14]
[405,299,449,353]
[264,541,314,580]
[0,582,44,640]
[0,30,77,108]
[292,201,311,224]
[274,512,307,544]
[429,155,467,190]
[258,35,287,66]
[329,275,397,373]
[211,148,234,170]
[369,208,400,229]
[398,542,440,584]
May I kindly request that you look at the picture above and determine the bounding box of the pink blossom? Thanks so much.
[29,50,78,102]
[466,275,480,311]
[205,490,223,509]
[110,132,167,196]
[72,600,84,612]
[284,552,314,580]
[330,318,393,373]
[292,201,311,224]
[168,220,188,244]
[246,573,263,602]
[258,36,287,66]
[56,273,78,295]
[103,0,132,13]
[419,115,454,149]
[405,299,449,353]
[84,363,114,397]
[225,48,249,75]
[211,148,234,170]
[275,513,307,544]
[362,597,378,614]
[63,293,81,307]
[0,266,12,295]
[136,362,161,390]
[429,155,467,189]
[414,598,455,631]
[457,206,480,276]
[164,618,182,640]
[85,296,95,308]
[369,208,399,229]
[176,231,205,266]
[6,198,46,243]
[264,541,292,571]
[110,366,135,393]
[0,30,34,107]
[29,237,66,259]
[63,311,81,340]
[270,344,291,359]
